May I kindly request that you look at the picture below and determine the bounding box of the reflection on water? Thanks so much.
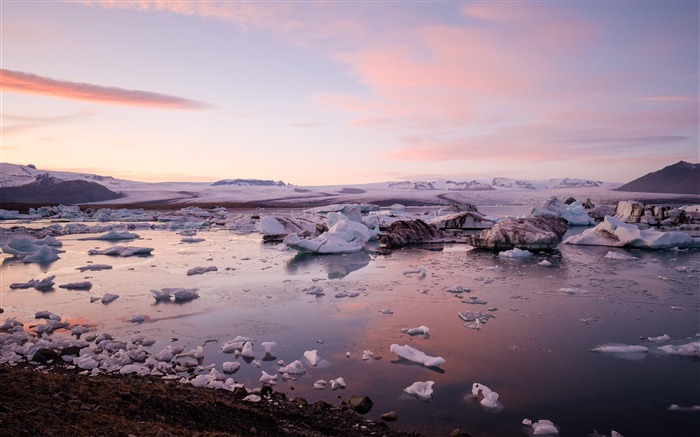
[1,227,699,436]
[286,251,372,279]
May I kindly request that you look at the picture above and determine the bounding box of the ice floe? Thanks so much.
[150,287,199,302]
[10,275,55,291]
[657,340,700,356]
[523,418,559,435]
[283,212,371,254]
[564,216,700,249]
[23,245,61,263]
[278,360,305,375]
[88,246,154,257]
[2,237,64,258]
[390,344,444,368]
[472,382,501,409]
[427,211,495,230]
[603,251,639,260]
[401,326,430,336]
[186,266,218,276]
[330,377,346,390]
[84,230,140,240]
[498,248,533,258]
[303,349,322,366]
[590,344,649,354]
[100,293,120,304]
[403,381,434,401]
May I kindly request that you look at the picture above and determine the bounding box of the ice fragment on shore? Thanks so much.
[658,341,700,356]
[472,382,501,409]
[401,326,429,336]
[390,344,444,368]
[101,293,119,304]
[261,341,277,355]
[221,336,254,353]
[523,418,559,435]
[222,361,240,373]
[303,349,322,366]
[259,371,277,385]
[186,266,218,276]
[403,381,434,401]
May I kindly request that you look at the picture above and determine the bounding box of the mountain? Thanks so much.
[615,161,700,195]
[211,179,286,187]
[0,174,123,205]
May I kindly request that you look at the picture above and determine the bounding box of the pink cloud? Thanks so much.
[641,95,697,103]
[1,69,208,109]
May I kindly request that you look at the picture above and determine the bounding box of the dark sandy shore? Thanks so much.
[0,364,428,437]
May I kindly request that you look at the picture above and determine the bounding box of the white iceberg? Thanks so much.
[59,281,93,290]
[472,382,501,409]
[658,341,700,356]
[303,349,322,366]
[390,344,445,368]
[403,381,434,401]
[23,245,60,263]
[222,361,241,373]
[278,360,305,375]
[259,370,278,385]
[88,246,154,257]
[401,326,430,336]
[604,251,639,260]
[523,418,559,435]
[330,377,346,390]
[84,230,140,241]
[314,379,327,389]
[282,212,371,254]
[498,248,533,258]
[564,216,699,249]
[590,344,649,354]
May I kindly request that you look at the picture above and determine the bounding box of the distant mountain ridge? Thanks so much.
[615,161,700,195]
[0,174,123,204]
[212,179,286,187]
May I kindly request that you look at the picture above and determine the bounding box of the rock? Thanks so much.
[377,220,462,248]
[451,429,472,437]
[381,411,398,422]
[466,216,569,250]
[32,348,59,363]
[614,200,646,223]
[313,400,332,410]
[348,395,373,414]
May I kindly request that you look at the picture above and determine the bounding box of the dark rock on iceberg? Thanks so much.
[466,216,569,250]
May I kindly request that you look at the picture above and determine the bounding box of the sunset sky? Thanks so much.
[1,1,698,185]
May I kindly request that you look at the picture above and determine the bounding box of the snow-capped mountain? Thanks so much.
[212,179,287,187]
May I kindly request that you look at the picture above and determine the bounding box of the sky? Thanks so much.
[1,1,698,186]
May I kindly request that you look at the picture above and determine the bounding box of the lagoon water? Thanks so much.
[1,217,699,436]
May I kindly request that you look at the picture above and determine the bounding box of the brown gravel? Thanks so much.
[0,365,423,437]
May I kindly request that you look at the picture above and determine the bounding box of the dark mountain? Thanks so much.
[615,161,700,195]
[0,174,123,205]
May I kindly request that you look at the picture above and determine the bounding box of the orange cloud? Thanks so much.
[1,69,208,109]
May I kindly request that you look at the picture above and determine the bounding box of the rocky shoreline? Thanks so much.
[0,364,425,437]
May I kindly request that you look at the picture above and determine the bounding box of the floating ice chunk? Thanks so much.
[390,344,444,368]
[604,251,639,260]
[498,248,533,258]
[259,371,278,385]
[335,290,360,298]
[23,245,60,263]
[283,213,370,254]
[314,379,327,389]
[170,288,199,301]
[645,334,670,343]
[2,238,63,258]
[85,230,140,241]
[151,289,172,301]
[330,377,346,390]
[447,285,470,293]
[403,266,427,278]
[76,264,112,272]
[362,350,375,361]
[590,344,649,354]
[10,278,40,289]
[668,404,700,412]
[303,349,322,366]
[279,360,305,375]
[236,341,255,358]
[403,381,434,401]
[472,383,501,409]
[564,216,699,249]
[186,266,218,276]
[101,293,119,304]
[221,336,254,353]
[180,237,205,243]
[559,287,589,295]
[303,285,325,296]
[658,341,700,356]
[11,275,55,291]
[523,418,559,435]
[379,309,394,315]
[59,281,92,290]
[88,246,153,257]
[222,361,241,373]
[401,326,429,336]
[35,310,59,320]
[538,260,552,267]
[261,341,277,355]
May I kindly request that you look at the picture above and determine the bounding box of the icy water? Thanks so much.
[1,224,699,436]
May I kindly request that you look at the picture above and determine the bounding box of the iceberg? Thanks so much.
[283,212,371,254]
[59,281,93,290]
[467,216,569,251]
[523,418,559,435]
[88,246,154,257]
[604,251,639,260]
[303,349,322,366]
[403,381,434,401]
[100,293,120,304]
[279,360,306,375]
[658,341,700,356]
[83,230,140,241]
[2,237,63,258]
[23,245,60,263]
[590,344,649,354]
[390,344,445,368]
[498,248,533,258]
[260,215,320,242]
[564,216,699,249]
[427,211,495,230]
[472,382,501,409]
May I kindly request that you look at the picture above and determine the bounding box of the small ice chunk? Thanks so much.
[171,288,199,301]
[23,245,60,263]
[390,344,444,368]
[303,349,322,366]
[222,361,241,373]
[77,264,112,272]
[403,381,434,401]
[101,293,119,304]
[538,260,552,267]
[403,266,427,278]
[447,285,470,293]
[278,360,305,375]
[658,341,700,356]
[186,266,218,276]
[335,290,360,298]
[645,334,670,343]
[498,248,532,258]
[59,281,93,290]
[590,344,649,354]
[86,230,140,241]
[261,341,277,355]
[379,309,394,315]
[362,350,375,361]
[330,377,346,390]
[472,382,501,408]
[314,379,327,389]
[259,371,278,385]
[303,285,325,296]
[604,251,639,260]
[668,404,700,412]
[88,246,153,257]
[129,315,146,324]
[523,418,559,435]
[401,326,429,336]
[243,394,261,402]
[236,341,255,358]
